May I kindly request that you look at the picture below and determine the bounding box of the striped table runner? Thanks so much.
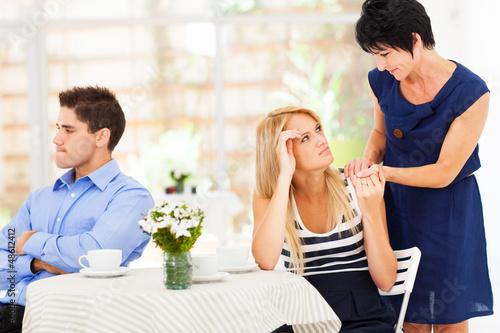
[23,267,341,333]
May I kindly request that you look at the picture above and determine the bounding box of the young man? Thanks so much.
[0,86,154,333]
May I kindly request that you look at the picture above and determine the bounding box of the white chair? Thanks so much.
[379,246,422,333]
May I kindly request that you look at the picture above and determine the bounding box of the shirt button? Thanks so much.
[57,218,61,222]
[393,129,403,139]
[71,193,76,198]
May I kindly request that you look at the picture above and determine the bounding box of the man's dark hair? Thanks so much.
[59,86,125,152]
[355,0,435,57]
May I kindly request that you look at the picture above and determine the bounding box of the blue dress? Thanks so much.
[369,61,494,324]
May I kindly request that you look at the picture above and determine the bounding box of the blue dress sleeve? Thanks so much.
[368,68,382,98]
[453,75,489,118]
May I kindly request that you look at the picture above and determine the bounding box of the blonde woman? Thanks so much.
[252,106,397,332]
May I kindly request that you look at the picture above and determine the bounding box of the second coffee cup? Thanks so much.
[217,246,249,268]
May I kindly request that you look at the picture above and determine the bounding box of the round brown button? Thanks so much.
[393,129,403,139]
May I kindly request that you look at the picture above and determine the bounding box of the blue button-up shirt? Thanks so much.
[0,159,153,305]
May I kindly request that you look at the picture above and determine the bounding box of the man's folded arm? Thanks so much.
[23,188,154,272]
[0,198,38,287]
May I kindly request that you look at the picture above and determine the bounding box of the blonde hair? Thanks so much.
[255,106,356,274]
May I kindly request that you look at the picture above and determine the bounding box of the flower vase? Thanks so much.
[175,180,185,194]
[163,252,192,289]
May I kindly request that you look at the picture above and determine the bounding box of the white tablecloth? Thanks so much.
[23,268,341,333]
[153,191,245,245]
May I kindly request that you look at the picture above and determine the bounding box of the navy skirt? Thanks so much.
[272,271,396,332]
[384,175,493,324]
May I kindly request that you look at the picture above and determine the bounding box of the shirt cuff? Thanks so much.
[15,255,36,277]
[23,231,52,259]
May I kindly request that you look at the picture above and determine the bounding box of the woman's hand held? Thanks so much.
[354,173,384,220]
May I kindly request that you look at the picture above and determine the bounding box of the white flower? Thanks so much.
[179,219,189,230]
[173,207,182,219]
[175,226,191,238]
[185,216,200,229]
[138,201,204,252]
[163,215,175,227]
[138,219,150,233]
[156,220,169,229]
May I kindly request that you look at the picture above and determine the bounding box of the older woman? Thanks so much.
[252,106,397,332]
[344,1,494,332]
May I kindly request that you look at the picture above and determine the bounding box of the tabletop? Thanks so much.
[23,267,341,333]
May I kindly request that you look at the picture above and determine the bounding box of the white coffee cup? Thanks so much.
[192,254,219,277]
[217,246,249,267]
[78,249,122,272]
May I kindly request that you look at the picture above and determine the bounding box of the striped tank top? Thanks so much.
[281,177,368,276]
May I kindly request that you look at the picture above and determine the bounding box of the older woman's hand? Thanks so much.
[356,164,383,179]
[344,157,374,182]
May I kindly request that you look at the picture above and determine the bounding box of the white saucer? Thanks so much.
[79,267,130,278]
[218,263,259,273]
[192,272,229,283]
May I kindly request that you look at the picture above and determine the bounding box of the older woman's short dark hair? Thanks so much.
[355,0,435,57]
[59,86,125,152]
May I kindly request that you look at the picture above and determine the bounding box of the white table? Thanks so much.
[23,268,341,333]
[153,191,244,245]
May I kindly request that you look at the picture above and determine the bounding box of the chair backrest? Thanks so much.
[378,246,421,333]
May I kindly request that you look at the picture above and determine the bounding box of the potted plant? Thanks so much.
[138,201,204,289]
[170,167,191,194]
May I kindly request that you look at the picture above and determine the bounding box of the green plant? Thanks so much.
[170,167,190,183]
[138,201,204,253]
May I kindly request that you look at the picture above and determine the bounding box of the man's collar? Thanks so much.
[53,159,121,191]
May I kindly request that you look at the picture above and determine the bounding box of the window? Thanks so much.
[0,0,373,239]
